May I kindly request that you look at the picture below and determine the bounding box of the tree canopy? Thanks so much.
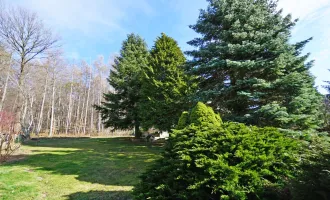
[186,0,322,130]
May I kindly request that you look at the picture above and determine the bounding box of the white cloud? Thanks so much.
[5,0,154,37]
[4,0,329,94]
[278,0,330,20]
[277,0,330,93]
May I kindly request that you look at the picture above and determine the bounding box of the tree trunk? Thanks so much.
[13,62,25,134]
[46,106,50,132]
[79,86,86,134]
[28,94,34,130]
[97,89,102,133]
[90,93,94,134]
[49,71,56,137]
[75,95,81,134]
[36,72,49,135]
[134,121,141,138]
[21,97,28,125]
[83,71,91,135]
[57,85,62,134]
[11,94,18,113]
[65,73,73,135]
[0,71,9,112]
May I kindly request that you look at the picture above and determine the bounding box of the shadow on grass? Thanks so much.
[5,137,162,186]
[65,190,132,200]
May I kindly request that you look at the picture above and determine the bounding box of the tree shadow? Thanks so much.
[5,137,162,186]
[65,190,132,200]
[0,154,26,164]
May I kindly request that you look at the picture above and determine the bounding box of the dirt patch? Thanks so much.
[0,148,31,164]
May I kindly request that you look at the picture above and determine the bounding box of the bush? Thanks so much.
[291,136,330,200]
[0,111,14,132]
[133,102,299,200]
[189,102,222,127]
[0,111,21,163]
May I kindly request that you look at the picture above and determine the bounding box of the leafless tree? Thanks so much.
[0,5,59,134]
[36,64,49,135]
[1,51,113,137]
[0,47,11,113]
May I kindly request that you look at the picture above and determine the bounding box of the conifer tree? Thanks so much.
[140,33,194,131]
[186,0,322,130]
[95,34,149,138]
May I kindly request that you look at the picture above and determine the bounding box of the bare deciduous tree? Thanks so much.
[0,5,59,134]
[36,64,49,135]
[0,46,11,113]
[1,51,112,137]
[65,71,73,135]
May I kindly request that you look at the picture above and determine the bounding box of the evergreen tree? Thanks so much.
[140,33,195,131]
[323,69,330,131]
[186,0,322,130]
[95,33,149,138]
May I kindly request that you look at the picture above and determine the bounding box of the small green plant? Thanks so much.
[177,102,222,129]
[133,102,299,200]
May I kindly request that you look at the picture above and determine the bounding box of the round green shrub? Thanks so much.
[133,103,299,200]
[189,102,222,127]
[176,102,222,130]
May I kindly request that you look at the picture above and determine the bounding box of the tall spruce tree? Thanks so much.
[140,33,195,131]
[95,33,149,138]
[186,0,322,130]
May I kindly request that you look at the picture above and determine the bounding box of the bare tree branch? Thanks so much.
[0,5,60,134]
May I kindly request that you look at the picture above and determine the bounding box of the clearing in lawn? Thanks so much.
[0,137,162,200]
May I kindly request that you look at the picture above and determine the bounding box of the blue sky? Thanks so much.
[6,0,330,94]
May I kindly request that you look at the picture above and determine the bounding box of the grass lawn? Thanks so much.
[0,137,162,200]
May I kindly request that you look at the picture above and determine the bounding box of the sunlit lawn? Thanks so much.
[0,137,162,200]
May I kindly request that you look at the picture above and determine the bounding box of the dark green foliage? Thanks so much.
[140,33,196,131]
[323,70,330,131]
[133,102,299,200]
[291,136,330,200]
[95,33,149,138]
[278,128,328,142]
[324,96,330,132]
[186,0,322,130]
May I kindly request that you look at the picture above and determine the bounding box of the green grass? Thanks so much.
[0,137,162,200]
